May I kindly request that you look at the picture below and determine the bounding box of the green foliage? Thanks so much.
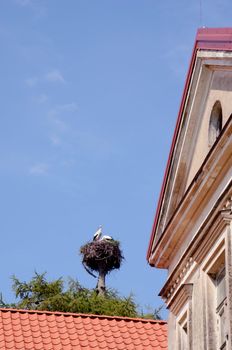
[140,305,163,320]
[7,272,137,317]
[2,272,162,319]
[0,293,11,308]
[11,272,64,311]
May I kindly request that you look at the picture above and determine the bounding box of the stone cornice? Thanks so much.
[160,190,232,305]
[168,283,193,315]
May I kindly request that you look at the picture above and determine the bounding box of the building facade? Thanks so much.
[147,28,232,350]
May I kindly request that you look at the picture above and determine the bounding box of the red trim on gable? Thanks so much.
[147,28,232,263]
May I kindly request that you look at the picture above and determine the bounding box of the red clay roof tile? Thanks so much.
[0,308,167,349]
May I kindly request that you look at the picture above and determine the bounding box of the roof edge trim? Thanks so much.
[0,307,167,323]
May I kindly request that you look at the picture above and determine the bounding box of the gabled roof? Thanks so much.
[147,28,232,264]
[0,308,167,350]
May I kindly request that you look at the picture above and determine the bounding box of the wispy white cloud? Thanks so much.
[50,135,61,146]
[25,77,38,87]
[51,116,68,132]
[48,103,78,117]
[33,94,48,104]
[56,103,78,113]
[47,102,78,146]
[15,0,47,18]
[45,69,65,83]
[162,44,191,78]
[29,163,49,176]
[60,159,76,167]
[25,69,65,87]
[16,0,32,6]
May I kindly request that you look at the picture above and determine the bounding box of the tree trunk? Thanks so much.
[97,267,106,296]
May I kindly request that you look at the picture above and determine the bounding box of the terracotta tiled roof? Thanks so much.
[0,308,167,350]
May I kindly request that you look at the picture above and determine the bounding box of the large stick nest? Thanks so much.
[80,240,124,275]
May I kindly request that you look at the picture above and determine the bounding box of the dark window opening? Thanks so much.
[208,101,222,147]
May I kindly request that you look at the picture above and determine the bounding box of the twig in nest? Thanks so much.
[82,262,97,278]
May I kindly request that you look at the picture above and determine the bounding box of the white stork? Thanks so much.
[93,226,113,241]
[101,235,113,241]
[93,226,102,241]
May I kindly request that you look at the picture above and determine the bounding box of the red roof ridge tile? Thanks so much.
[0,308,167,324]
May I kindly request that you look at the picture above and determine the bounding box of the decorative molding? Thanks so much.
[160,192,232,306]
[163,257,194,303]
[222,196,232,212]
[168,283,193,315]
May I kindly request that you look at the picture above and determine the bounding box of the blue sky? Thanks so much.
[1,0,232,319]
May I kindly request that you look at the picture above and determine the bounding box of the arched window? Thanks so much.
[208,101,222,147]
